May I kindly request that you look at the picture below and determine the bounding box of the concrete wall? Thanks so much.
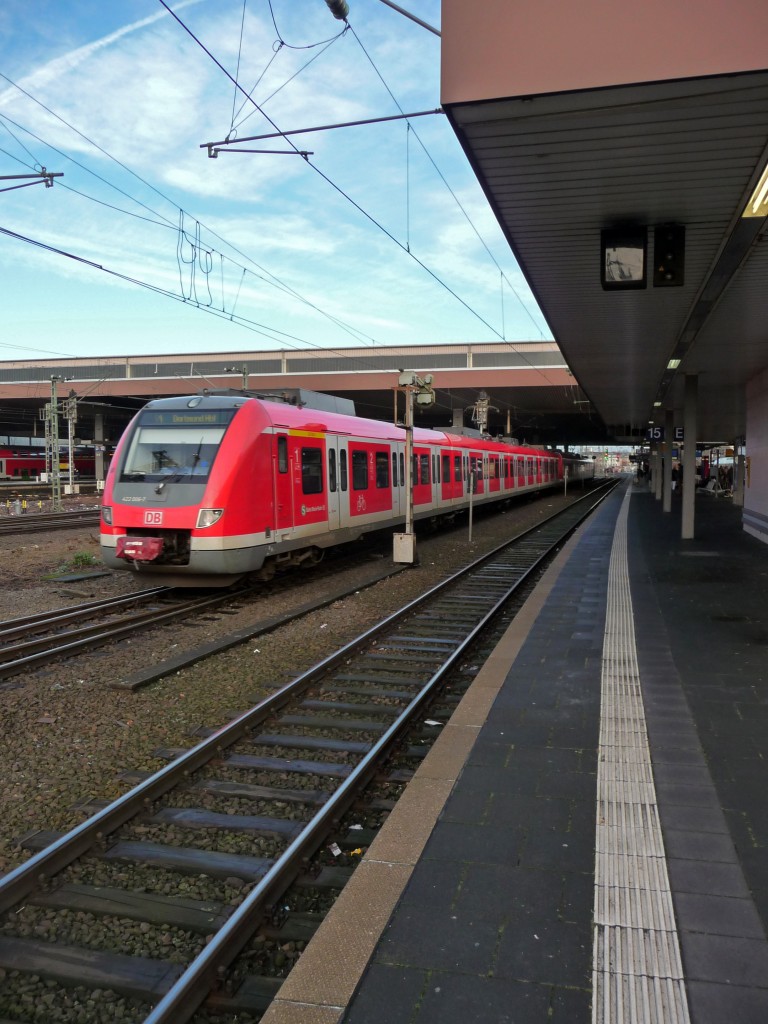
[442,0,768,104]
[744,369,768,544]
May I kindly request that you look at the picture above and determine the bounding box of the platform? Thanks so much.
[261,479,768,1024]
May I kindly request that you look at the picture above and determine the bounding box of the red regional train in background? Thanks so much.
[100,390,595,586]
[0,446,95,481]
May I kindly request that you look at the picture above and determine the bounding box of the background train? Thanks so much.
[0,445,95,481]
[100,391,595,586]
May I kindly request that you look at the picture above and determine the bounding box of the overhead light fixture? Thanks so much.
[667,358,681,369]
[601,226,647,290]
[653,401,662,407]
[743,163,768,218]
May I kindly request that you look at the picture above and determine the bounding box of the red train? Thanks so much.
[0,446,95,481]
[100,391,594,586]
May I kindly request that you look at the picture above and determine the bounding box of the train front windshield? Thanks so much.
[120,407,236,483]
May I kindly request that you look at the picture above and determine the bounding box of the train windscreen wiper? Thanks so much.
[154,439,204,494]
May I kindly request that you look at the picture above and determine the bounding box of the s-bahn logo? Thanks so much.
[144,510,163,526]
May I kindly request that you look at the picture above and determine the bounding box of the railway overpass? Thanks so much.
[0,341,614,450]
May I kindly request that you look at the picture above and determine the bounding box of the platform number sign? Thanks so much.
[646,426,685,442]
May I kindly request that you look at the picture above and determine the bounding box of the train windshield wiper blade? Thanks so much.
[154,440,205,493]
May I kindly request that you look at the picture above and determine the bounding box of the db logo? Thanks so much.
[144,510,163,526]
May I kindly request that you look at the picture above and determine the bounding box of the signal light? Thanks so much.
[325,0,349,19]
[653,224,685,287]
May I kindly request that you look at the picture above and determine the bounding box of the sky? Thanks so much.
[0,0,551,364]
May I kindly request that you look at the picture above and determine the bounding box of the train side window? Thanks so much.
[454,455,461,481]
[329,449,337,493]
[399,452,405,485]
[392,452,398,487]
[277,435,288,473]
[340,449,348,491]
[442,453,450,482]
[420,454,430,484]
[376,451,389,488]
[352,450,369,490]
[412,453,418,485]
[301,448,323,494]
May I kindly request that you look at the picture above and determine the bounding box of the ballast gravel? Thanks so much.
[0,487,594,1023]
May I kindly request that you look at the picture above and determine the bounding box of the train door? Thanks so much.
[337,439,352,529]
[440,449,453,503]
[274,432,293,532]
[392,442,404,519]
[431,447,441,509]
[470,452,484,495]
[326,435,342,531]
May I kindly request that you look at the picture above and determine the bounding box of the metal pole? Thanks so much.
[49,377,62,511]
[94,413,105,489]
[67,416,75,490]
[663,409,674,513]
[377,0,441,35]
[393,371,433,564]
[404,386,414,542]
[64,391,78,491]
[468,467,475,544]
[682,375,697,538]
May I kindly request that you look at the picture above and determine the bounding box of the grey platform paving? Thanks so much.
[263,480,768,1024]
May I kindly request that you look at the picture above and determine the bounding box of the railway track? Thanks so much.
[0,538,404,688]
[0,585,255,684]
[0,481,617,1024]
[0,507,101,535]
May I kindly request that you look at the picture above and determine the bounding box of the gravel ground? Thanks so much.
[0,488,590,878]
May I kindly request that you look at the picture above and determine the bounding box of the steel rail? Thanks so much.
[0,588,252,680]
[0,587,170,640]
[0,484,613,913]
[0,509,101,534]
[0,482,618,1018]
[145,498,607,1022]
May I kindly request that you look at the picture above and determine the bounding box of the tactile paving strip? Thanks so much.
[592,489,691,1024]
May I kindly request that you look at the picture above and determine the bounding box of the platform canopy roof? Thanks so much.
[441,2,768,446]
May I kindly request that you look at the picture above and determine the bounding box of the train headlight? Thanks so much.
[101,505,113,525]
[196,508,224,529]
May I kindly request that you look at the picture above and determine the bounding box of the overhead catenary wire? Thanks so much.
[0,222,427,363]
[1,12,543,360]
[0,6,558,417]
[1,60,423,356]
[179,3,555,389]
[158,1,523,347]
[0,100,383,350]
[348,24,547,342]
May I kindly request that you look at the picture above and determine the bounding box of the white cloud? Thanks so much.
[0,1,546,360]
